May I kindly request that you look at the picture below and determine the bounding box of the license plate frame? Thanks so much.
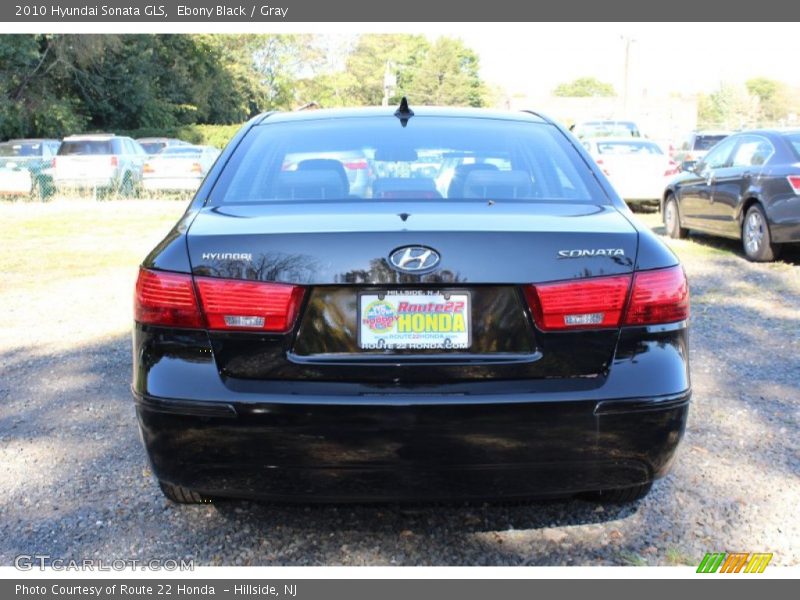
[357,290,472,351]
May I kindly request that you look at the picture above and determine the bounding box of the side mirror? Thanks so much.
[681,160,698,173]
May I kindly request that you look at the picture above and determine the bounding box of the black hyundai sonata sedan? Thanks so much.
[133,104,690,504]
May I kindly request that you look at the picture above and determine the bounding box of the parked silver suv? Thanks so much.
[53,134,147,198]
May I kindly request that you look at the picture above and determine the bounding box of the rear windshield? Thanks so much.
[693,135,728,151]
[577,122,639,138]
[784,133,800,159]
[160,147,202,156]
[0,142,43,157]
[58,140,113,155]
[210,116,607,204]
[596,141,663,155]
[140,142,166,154]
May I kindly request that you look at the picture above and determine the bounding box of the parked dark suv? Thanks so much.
[133,105,690,505]
[663,129,800,261]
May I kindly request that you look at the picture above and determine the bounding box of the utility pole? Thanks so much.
[382,61,396,107]
[621,36,636,115]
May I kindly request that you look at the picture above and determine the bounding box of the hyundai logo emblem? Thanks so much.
[388,246,441,273]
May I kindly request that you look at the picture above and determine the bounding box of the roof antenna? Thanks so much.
[394,96,414,127]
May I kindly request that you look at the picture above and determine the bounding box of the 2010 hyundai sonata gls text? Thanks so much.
[132,104,690,504]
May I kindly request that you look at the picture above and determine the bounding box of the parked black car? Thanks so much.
[0,139,61,200]
[663,129,800,261]
[133,104,691,504]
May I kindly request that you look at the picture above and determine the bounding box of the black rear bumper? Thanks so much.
[134,389,689,502]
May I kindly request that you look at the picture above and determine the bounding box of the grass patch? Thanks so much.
[0,199,186,290]
[619,550,648,566]
[666,547,694,566]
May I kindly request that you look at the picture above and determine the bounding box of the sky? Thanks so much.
[446,22,800,100]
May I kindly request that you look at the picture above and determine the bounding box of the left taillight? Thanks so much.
[134,269,204,328]
[134,268,305,332]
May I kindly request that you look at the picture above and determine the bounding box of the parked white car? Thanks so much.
[142,145,220,193]
[582,137,679,204]
[53,134,147,197]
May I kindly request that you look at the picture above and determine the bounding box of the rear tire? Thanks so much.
[158,480,212,504]
[581,482,653,504]
[664,195,688,239]
[742,204,780,262]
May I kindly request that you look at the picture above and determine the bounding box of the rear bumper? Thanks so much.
[54,177,115,190]
[134,389,689,502]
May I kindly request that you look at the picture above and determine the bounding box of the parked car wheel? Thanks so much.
[158,480,212,504]
[742,204,780,262]
[581,482,653,504]
[664,194,688,239]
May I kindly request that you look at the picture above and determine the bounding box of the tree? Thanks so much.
[407,37,485,107]
[342,34,431,106]
[746,77,790,124]
[553,77,616,97]
[697,83,759,129]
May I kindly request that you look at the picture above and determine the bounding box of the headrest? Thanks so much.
[274,170,347,200]
[372,177,440,199]
[462,170,533,199]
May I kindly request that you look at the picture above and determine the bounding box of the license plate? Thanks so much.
[358,291,471,350]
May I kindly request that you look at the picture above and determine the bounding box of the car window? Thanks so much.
[701,137,738,170]
[783,133,800,160]
[693,134,728,151]
[0,142,42,157]
[58,140,113,155]
[731,137,774,168]
[209,116,608,204]
[596,141,663,155]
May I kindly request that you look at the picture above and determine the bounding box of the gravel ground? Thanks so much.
[1,200,798,567]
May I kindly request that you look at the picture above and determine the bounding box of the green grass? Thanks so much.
[666,547,694,566]
[0,199,186,290]
[619,550,648,566]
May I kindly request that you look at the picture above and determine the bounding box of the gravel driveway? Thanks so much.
[1,201,798,567]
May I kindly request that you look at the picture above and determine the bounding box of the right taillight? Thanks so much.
[623,265,689,325]
[524,265,689,331]
[524,275,631,331]
[787,175,800,195]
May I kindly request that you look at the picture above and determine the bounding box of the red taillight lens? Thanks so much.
[524,266,689,331]
[195,277,305,332]
[524,275,631,331]
[50,157,57,169]
[143,162,154,174]
[190,162,203,174]
[343,159,368,170]
[664,160,679,177]
[787,175,800,194]
[624,266,689,325]
[134,269,204,328]
[110,156,119,167]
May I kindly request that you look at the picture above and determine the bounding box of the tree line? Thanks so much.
[0,34,486,140]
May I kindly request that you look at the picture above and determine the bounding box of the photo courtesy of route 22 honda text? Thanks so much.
[132,101,691,504]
